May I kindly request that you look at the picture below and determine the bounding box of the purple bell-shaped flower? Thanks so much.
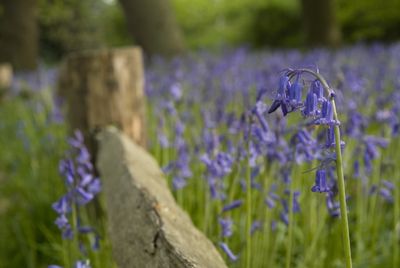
[311,169,330,193]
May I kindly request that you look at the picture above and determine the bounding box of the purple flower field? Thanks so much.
[1,42,400,267]
[146,43,400,267]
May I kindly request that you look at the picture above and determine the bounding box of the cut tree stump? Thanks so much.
[58,47,146,149]
[0,63,12,89]
[97,127,227,268]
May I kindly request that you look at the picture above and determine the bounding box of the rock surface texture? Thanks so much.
[97,127,227,268]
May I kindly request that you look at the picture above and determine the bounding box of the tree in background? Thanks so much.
[117,0,185,56]
[300,0,342,47]
[338,0,400,43]
[0,0,38,70]
[249,4,302,48]
[38,0,107,62]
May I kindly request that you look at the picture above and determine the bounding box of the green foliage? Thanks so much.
[0,91,115,267]
[172,0,269,48]
[38,0,132,61]
[38,0,106,61]
[0,93,67,267]
[248,4,303,48]
[338,0,400,43]
[171,0,400,48]
[99,2,133,48]
[171,0,301,48]
[34,0,400,58]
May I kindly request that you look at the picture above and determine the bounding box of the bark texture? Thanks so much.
[58,47,146,153]
[118,0,185,56]
[0,0,38,70]
[0,63,12,88]
[300,0,342,47]
[97,127,227,268]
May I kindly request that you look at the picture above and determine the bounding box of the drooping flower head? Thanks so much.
[51,130,101,266]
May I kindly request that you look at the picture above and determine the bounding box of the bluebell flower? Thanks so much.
[362,136,388,173]
[158,133,169,148]
[164,101,177,116]
[222,200,243,212]
[52,195,71,215]
[346,111,365,137]
[379,180,394,203]
[311,169,330,193]
[364,152,372,173]
[284,191,301,213]
[268,75,291,116]
[326,191,340,217]
[324,126,345,149]
[219,217,233,237]
[269,99,285,116]
[173,176,187,190]
[252,101,270,132]
[175,120,185,136]
[170,83,182,101]
[288,75,302,106]
[369,184,378,195]
[52,130,102,255]
[264,196,276,209]
[382,180,395,190]
[294,129,315,146]
[310,79,325,101]
[59,159,75,185]
[251,220,262,234]
[302,92,318,117]
[280,211,289,225]
[314,100,337,126]
[55,214,69,229]
[379,188,393,203]
[280,190,301,225]
[74,260,91,268]
[201,151,233,181]
[87,179,101,194]
[219,242,238,262]
[282,170,291,184]
[277,75,290,99]
[325,126,335,148]
[353,160,360,178]
[68,130,84,148]
[271,221,277,231]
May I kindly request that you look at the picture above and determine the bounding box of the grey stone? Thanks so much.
[97,127,227,268]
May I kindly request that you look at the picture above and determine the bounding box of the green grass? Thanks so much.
[0,92,115,268]
[1,76,399,268]
[149,96,400,268]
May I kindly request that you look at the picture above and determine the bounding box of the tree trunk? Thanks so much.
[300,0,341,48]
[117,0,185,56]
[0,0,38,70]
[0,63,12,88]
[58,47,147,155]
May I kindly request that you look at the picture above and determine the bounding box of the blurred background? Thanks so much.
[0,0,400,70]
[1,1,400,268]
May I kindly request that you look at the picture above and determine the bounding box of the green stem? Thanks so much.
[246,154,252,268]
[394,175,400,268]
[295,68,353,268]
[203,189,210,235]
[286,175,295,268]
[71,203,80,263]
[264,209,272,267]
[356,167,364,263]
[331,99,353,268]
